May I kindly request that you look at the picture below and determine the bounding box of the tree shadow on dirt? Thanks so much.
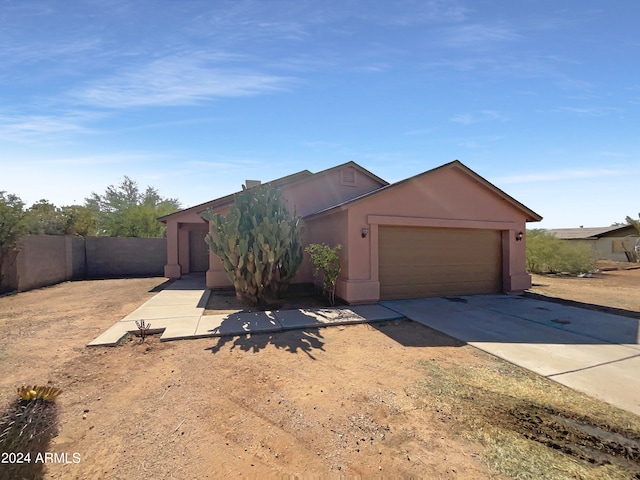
[204,327,326,359]
[205,284,332,313]
[202,287,343,358]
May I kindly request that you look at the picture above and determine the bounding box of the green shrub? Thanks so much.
[526,229,596,275]
[304,243,342,305]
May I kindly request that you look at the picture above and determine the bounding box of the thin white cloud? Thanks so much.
[481,110,509,121]
[40,152,169,166]
[404,127,436,136]
[494,168,625,185]
[72,55,294,109]
[458,140,481,149]
[555,106,620,116]
[451,113,474,124]
[302,140,344,149]
[422,54,594,94]
[202,0,470,31]
[188,158,261,169]
[0,38,105,75]
[353,62,392,73]
[365,0,469,26]
[440,23,521,49]
[596,151,629,158]
[0,111,103,142]
[450,110,509,124]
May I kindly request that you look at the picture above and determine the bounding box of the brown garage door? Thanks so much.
[379,226,502,300]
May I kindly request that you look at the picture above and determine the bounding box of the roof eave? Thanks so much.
[159,161,389,223]
[305,160,543,223]
[158,169,314,223]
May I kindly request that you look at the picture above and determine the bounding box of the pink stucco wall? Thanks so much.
[303,210,349,287]
[281,166,383,217]
[205,170,380,289]
[164,162,537,304]
[165,165,386,288]
[305,164,533,303]
[163,209,210,279]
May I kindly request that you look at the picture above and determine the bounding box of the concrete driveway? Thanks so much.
[381,294,640,416]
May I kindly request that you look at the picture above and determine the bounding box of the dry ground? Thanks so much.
[529,267,640,314]
[0,270,639,479]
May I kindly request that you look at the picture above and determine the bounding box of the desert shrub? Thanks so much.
[305,243,342,305]
[526,229,596,275]
[0,192,27,289]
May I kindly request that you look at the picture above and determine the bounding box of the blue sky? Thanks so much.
[1,1,638,228]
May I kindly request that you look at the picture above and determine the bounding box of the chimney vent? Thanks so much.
[244,180,261,189]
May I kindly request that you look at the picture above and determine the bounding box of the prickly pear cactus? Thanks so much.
[202,186,304,307]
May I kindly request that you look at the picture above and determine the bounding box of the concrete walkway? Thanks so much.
[382,295,640,416]
[87,275,403,347]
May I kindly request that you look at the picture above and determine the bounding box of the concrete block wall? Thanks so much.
[15,236,79,291]
[70,236,86,279]
[85,237,166,277]
[0,248,19,293]
[0,235,167,293]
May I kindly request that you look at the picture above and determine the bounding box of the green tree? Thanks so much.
[85,177,180,237]
[304,243,342,305]
[202,185,304,307]
[526,229,596,275]
[22,200,98,237]
[0,192,27,286]
[624,213,640,235]
[24,200,66,235]
[59,205,98,236]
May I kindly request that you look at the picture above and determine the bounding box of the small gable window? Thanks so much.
[341,167,357,186]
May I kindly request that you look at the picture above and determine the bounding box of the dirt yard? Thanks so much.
[529,267,640,314]
[0,273,639,479]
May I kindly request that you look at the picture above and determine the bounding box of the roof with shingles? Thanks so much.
[304,160,543,222]
[547,225,636,239]
[158,161,388,222]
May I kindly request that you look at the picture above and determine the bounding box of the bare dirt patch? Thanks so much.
[1,277,639,479]
[529,268,640,314]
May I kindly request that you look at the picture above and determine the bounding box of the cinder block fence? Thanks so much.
[1,235,167,293]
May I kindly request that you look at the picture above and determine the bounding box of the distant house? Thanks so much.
[159,160,542,304]
[547,225,639,263]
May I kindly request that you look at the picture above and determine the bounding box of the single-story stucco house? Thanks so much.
[159,160,542,304]
[547,225,639,263]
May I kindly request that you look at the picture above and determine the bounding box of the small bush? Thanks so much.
[526,229,596,275]
[304,243,342,305]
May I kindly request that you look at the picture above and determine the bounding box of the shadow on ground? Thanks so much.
[204,327,326,359]
[204,284,332,313]
[148,278,175,292]
[370,319,465,348]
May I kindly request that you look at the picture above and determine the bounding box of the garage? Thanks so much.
[378,226,502,300]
